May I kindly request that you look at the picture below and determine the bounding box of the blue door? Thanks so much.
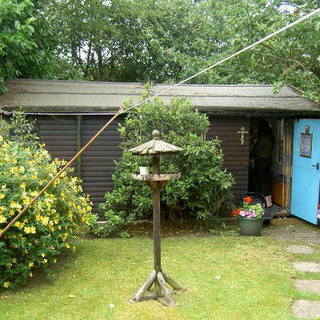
[291,119,320,225]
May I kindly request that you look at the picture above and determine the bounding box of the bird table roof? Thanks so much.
[129,130,183,156]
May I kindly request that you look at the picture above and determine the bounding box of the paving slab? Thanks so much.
[293,262,320,273]
[292,300,320,319]
[262,218,320,246]
[285,245,316,254]
[294,280,320,295]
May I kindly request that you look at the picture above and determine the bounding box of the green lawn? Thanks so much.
[0,234,315,320]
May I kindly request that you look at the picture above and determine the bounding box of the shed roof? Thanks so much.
[1,79,319,117]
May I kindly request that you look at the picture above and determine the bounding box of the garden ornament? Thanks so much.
[129,130,184,306]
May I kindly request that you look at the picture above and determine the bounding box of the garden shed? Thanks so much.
[1,79,320,223]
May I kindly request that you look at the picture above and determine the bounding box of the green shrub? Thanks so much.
[98,96,234,237]
[0,128,94,289]
[0,110,39,147]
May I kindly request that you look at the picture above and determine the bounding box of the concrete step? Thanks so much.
[294,279,320,295]
[292,300,320,319]
[293,262,320,273]
[285,245,316,254]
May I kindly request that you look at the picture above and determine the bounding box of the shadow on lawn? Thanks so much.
[0,244,84,295]
[126,218,240,238]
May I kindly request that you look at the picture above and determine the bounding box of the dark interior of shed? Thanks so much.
[248,117,287,215]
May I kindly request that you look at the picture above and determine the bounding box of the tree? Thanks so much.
[2,1,319,100]
[44,0,320,101]
[0,0,80,92]
[0,0,36,90]
[46,0,216,81]
[200,0,320,101]
[97,93,234,237]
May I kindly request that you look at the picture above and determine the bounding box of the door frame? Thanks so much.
[283,119,294,212]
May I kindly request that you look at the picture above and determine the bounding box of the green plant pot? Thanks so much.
[238,218,263,236]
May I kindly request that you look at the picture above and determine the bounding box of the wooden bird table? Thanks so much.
[129,130,184,306]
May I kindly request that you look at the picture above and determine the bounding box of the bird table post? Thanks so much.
[129,130,184,306]
[152,155,161,273]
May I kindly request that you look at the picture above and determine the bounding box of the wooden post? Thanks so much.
[153,189,161,272]
[76,115,82,177]
[152,156,161,272]
[152,156,160,175]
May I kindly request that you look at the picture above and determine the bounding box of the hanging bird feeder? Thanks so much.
[129,130,184,306]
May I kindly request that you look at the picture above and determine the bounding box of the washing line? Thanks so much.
[1,7,320,238]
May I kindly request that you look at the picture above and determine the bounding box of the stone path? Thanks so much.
[292,300,320,319]
[259,218,320,318]
[286,245,316,254]
[276,224,320,319]
[262,218,320,246]
[294,280,320,295]
[293,262,320,273]
[263,219,320,319]
[291,257,320,319]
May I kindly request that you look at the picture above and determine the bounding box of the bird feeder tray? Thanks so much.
[132,173,181,181]
[132,173,181,190]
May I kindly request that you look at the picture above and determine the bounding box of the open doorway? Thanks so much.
[249,118,289,217]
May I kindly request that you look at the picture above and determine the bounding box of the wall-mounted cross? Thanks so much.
[237,126,248,146]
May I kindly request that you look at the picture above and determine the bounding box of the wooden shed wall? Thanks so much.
[81,116,122,212]
[36,116,78,161]
[207,116,250,201]
[35,115,249,215]
[35,115,122,215]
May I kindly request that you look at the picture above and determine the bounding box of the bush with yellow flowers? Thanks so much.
[0,135,95,288]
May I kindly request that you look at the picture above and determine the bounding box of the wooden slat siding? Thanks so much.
[35,116,79,188]
[36,116,77,162]
[35,115,120,216]
[207,116,250,202]
[81,116,122,215]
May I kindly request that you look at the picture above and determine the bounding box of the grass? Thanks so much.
[1,233,311,320]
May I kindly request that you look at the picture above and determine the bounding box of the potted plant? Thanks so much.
[231,196,265,236]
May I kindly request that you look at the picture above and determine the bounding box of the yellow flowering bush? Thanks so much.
[0,136,94,288]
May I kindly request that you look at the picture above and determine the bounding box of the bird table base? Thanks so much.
[129,270,184,307]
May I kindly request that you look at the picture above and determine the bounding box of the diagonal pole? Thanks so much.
[1,8,319,238]
[0,111,122,238]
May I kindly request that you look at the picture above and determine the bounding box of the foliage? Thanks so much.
[92,222,130,239]
[0,0,35,90]
[208,0,320,102]
[1,1,319,101]
[97,96,234,237]
[0,0,70,92]
[42,0,320,101]
[0,110,38,146]
[0,115,95,288]
[231,196,265,219]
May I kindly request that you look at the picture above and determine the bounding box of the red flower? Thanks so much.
[231,209,240,217]
[243,196,253,203]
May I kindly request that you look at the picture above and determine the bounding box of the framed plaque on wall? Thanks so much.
[300,133,312,158]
